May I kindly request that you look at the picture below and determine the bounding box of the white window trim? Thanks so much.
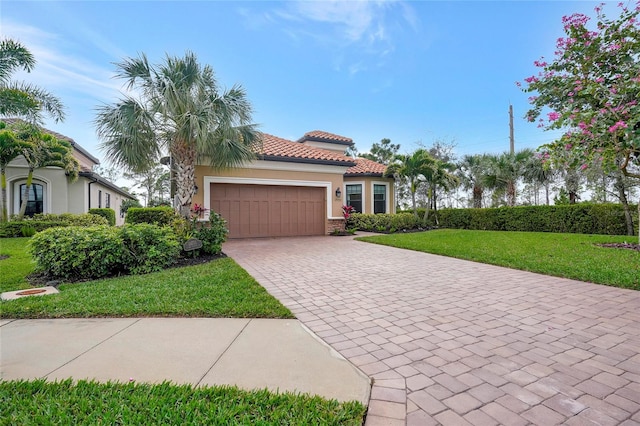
[203,176,341,220]
[343,181,365,214]
[11,177,50,216]
[371,181,391,214]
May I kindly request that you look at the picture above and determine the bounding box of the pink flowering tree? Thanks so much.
[521,1,640,241]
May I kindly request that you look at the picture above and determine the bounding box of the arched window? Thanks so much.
[18,183,44,216]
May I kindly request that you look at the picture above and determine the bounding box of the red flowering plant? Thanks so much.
[191,203,208,218]
[342,205,355,220]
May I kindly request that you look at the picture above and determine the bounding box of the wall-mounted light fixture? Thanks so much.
[194,184,199,195]
[335,188,341,198]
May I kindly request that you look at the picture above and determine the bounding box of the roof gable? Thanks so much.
[259,133,355,166]
[296,130,354,146]
[345,158,388,177]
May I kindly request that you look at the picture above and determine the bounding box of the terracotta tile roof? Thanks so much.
[345,158,388,177]
[297,130,354,146]
[259,133,356,166]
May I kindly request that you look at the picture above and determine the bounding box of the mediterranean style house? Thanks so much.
[2,119,134,226]
[192,130,394,238]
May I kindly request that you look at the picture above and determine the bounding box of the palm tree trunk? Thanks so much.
[472,185,482,208]
[18,169,34,219]
[1,167,8,222]
[172,140,197,218]
[507,181,516,206]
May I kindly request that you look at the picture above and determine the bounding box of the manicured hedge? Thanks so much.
[89,208,116,226]
[0,214,109,238]
[125,207,177,226]
[347,213,425,233]
[437,204,637,235]
[30,224,181,281]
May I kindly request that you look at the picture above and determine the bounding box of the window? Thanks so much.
[346,184,362,213]
[105,193,111,208]
[98,190,102,208]
[374,184,386,214]
[19,183,44,217]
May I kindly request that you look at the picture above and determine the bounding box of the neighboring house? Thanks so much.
[194,130,394,238]
[2,119,135,226]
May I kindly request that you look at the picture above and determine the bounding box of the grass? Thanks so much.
[1,257,293,319]
[0,379,366,426]
[357,229,639,290]
[0,237,33,292]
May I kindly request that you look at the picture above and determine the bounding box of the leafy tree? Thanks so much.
[123,165,170,207]
[523,152,556,205]
[120,198,142,216]
[521,2,639,241]
[95,51,260,217]
[0,121,33,221]
[359,138,400,165]
[0,38,65,124]
[385,149,435,217]
[8,121,79,218]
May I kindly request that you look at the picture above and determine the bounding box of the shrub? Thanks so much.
[437,203,636,235]
[125,207,177,226]
[30,226,123,280]
[20,224,36,237]
[30,224,181,280]
[195,212,228,255]
[119,224,181,274]
[89,208,116,226]
[347,213,423,232]
[0,214,108,238]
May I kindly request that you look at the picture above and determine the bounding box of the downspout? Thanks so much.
[87,174,98,211]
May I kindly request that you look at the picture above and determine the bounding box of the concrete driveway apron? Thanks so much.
[223,235,640,426]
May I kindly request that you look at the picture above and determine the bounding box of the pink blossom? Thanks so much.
[548,111,560,121]
[580,164,589,171]
[565,143,573,150]
[608,120,628,133]
[524,76,539,84]
[595,77,604,83]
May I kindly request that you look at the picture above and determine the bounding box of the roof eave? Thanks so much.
[259,155,356,167]
[296,135,354,146]
[79,171,136,199]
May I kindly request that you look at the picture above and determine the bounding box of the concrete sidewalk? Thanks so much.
[0,317,371,404]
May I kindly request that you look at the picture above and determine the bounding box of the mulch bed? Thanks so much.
[597,243,640,252]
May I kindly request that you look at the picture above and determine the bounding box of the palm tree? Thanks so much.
[95,52,260,217]
[422,158,459,224]
[483,149,534,207]
[522,152,555,205]
[0,38,65,124]
[457,154,490,208]
[385,149,435,217]
[9,122,79,218]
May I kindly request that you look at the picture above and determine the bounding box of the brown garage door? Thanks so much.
[211,184,326,238]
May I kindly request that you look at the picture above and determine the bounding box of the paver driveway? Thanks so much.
[224,235,640,426]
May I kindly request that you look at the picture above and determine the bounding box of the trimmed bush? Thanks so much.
[120,224,181,274]
[437,203,637,235]
[347,213,424,233]
[29,224,181,280]
[0,213,108,238]
[30,226,123,280]
[125,206,177,226]
[89,208,116,226]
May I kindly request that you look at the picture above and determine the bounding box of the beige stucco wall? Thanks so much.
[195,161,348,219]
[343,176,396,214]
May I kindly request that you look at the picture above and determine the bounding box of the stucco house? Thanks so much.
[193,130,394,238]
[2,119,134,226]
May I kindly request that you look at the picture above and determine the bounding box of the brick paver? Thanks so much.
[224,235,640,425]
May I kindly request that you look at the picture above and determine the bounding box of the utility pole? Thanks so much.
[509,104,515,154]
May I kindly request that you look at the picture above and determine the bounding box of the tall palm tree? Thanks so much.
[95,52,260,217]
[0,38,65,124]
[522,152,555,205]
[457,154,490,208]
[385,149,435,217]
[422,158,459,224]
[483,149,534,207]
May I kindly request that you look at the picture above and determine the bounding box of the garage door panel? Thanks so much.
[211,184,325,238]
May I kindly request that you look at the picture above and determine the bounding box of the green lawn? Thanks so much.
[357,229,639,290]
[0,379,366,426]
[0,238,292,319]
[0,237,33,292]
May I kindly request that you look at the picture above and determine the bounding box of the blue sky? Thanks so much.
[2,0,613,167]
